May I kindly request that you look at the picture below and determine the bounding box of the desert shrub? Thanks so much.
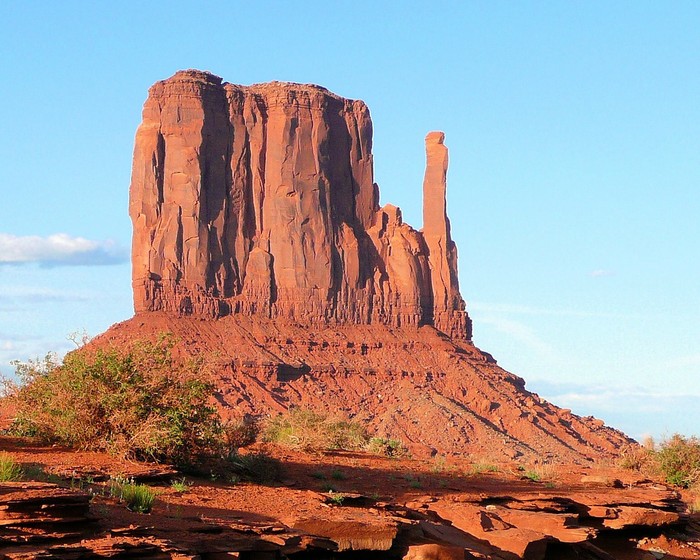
[468,462,499,475]
[7,335,222,465]
[109,477,156,513]
[263,408,368,452]
[226,451,281,484]
[689,494,700,514]
[523,470,541,482]
[618,435,700,489]
[655,434,700,488]
[618,443,654,471]
[328,492,345,505]
[366,437,408,458]
[330,468,346,480]
[328,418,370,450]
[222,418,259,453]
[522,464,556,483]
[0,452,22,481]
[170,477,190,493]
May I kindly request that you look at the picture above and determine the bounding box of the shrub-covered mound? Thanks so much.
[7,335,221,465]
[656,434,700,488]
[262,407,408,457]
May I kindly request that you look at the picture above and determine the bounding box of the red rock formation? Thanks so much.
[122,70,634,464]
[422,131,465,339]
[130,70,470,339]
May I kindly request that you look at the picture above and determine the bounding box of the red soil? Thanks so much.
[1,435,699,559]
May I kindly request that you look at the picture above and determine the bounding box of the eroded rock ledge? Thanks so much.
[130,70,470,339]
[2,462,698,560]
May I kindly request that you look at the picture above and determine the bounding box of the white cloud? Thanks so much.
[0,335,74,376]
[0,233,127,266]
[533,380,700,412]
[590,269,614,277]
[0,286,91,304]
[527,379,700,440]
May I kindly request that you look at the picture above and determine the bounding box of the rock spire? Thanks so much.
[129,70,471,339]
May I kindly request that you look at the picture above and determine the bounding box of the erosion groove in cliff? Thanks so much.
[130,70,469,339]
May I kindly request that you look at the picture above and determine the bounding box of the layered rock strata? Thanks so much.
[130,70,470,339]
[97,314,634,463]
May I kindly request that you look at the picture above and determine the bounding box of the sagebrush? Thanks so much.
[263,408,407,456]
[366,437,409,458]
[619,434,700,489]
[7,334,222,465]
[0,452,22,482]
[263,408,368,452]
[226,451,281,484]
[656,434,700,488]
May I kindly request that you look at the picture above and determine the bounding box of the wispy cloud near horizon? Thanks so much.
[526,379,700,440]
[0,233,127,267]
[530,379,700,411]
[0,286,93,308]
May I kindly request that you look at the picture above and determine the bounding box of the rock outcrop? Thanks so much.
[130,70,470,339]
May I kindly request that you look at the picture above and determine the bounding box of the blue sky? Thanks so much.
[1,1,698,441]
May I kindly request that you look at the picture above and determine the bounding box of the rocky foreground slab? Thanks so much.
[1,439,699,559]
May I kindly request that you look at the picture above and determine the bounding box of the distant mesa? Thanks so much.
[130,69,470,339]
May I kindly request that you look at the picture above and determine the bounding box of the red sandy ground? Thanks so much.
[1,435,699,559]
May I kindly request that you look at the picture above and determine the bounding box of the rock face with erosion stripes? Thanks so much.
[130,70,470,339]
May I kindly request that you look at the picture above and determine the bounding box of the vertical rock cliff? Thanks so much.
[130,70,471,339]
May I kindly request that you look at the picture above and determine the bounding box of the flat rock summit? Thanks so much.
[97,70,632,462]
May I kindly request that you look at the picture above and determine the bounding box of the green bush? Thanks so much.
[656,434,700,488]
[328,492,345,505]
[222,418,259,453]
[523,470,541,482]
[366,437,408,458]
[0,452,22,481]
[330,469,346,480]
[263,408,368,452]
[170,477,190,492]
[7,334,222,465]
[468,462,499,475]
[110,477,156,513]
[226,451,281,484]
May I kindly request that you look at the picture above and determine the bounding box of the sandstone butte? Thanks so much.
[95,69,632,463]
